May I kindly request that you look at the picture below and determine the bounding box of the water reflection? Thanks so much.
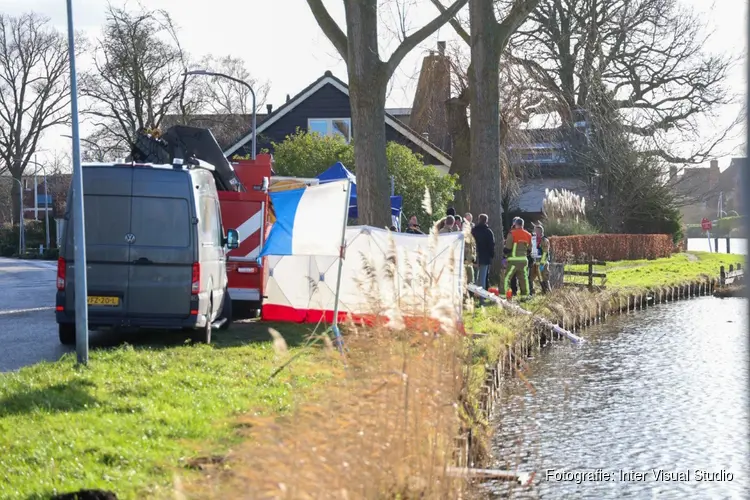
[687,238,746,254]
[486,298,749,499]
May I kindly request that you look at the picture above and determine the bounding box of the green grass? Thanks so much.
[563,251,745,289]
[0,322,337,500]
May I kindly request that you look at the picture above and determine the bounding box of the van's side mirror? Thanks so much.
[225,229,239,249]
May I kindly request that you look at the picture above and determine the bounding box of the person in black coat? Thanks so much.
[471,213,495,293]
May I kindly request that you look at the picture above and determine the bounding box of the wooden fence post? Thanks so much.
[720,265,726,286]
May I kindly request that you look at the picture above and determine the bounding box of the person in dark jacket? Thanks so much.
[471,213,495,293]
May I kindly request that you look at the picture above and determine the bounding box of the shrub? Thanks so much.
[43,248,60,260]
[0,218,58,256]
[549,234,673,262]
[269,129,458,225]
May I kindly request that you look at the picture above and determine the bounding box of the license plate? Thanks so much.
[88,296,119,306]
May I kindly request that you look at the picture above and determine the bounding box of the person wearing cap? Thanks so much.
[502,216,532,297]
[439,215,458,233]
[529,222,552,293]
[405,215,423,234]
[438,206,463,231]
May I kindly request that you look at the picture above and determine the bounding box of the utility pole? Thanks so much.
[66,0,90,364]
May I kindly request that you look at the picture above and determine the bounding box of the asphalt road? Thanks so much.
[0,257,70,372]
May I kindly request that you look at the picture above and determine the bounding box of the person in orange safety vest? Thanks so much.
[502,217,532,297]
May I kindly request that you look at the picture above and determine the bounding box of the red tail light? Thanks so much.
[191,262,200,294]
[57,258,66,291]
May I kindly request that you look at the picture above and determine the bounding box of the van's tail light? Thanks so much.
[57,258,66,291]
[191,262,200,294]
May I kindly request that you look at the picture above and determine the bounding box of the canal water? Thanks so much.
[486,297,749,499]
[687,237,746,254]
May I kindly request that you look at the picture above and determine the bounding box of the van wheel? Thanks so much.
[218,289,232,330]
[59,324,76,346]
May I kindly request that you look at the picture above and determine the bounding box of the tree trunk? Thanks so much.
[469,0,503,281]
[10,169,23,226]
[446,90,471,214]
[344,1,391,228]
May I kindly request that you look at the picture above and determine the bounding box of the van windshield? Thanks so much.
[130,196,191,247]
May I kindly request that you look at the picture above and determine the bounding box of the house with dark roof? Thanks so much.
[669,157,746,223]
[222,71,453,174]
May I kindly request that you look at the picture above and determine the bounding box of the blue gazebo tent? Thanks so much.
[316,162,402,221]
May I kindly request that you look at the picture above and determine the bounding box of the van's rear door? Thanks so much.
[65,167,132,315]
[127,168,195,318]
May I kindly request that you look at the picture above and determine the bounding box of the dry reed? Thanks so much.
[177,226,472,499]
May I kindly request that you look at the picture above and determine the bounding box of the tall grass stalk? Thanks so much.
[180,225,469,498]
[542,188,599,235]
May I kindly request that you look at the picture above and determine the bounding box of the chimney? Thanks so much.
[409,44,451,153]
[710,159,719,169]
[422,132,430,141]
[266,104,273,114]
[286,94,291,103]
[669,166,677,180]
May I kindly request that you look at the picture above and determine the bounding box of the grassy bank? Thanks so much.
[3,251,743,498]
[564,251,744,288]
[181,328,466,498]
[0,322,338,499]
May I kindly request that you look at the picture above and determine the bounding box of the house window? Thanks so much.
[308,118,352,142]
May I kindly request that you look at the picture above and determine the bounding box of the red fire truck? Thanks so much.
[220,155,318,316]
[129,126,319,318]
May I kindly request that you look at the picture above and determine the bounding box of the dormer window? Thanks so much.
[308,118,352,142]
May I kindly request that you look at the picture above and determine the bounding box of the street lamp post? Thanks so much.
[183,70,257,160]
[27,160,50,251]
[66,0,90,365]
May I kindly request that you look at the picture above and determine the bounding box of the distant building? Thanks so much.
[669,158,744,223]
[20,173,71,221]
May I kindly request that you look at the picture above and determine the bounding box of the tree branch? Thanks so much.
[385,0,469,78]
[429,0,470,44]
[305,0,348,62]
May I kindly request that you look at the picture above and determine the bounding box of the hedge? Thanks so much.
[549,234,673,262]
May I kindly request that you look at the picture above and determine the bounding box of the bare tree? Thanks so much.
[305,0,469,227]
[508,0,737,166]
[432,0,540,279]
[0,13,73,223]
[172,54,271,149]
[80,4,188,159]
[444,40,543,217]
